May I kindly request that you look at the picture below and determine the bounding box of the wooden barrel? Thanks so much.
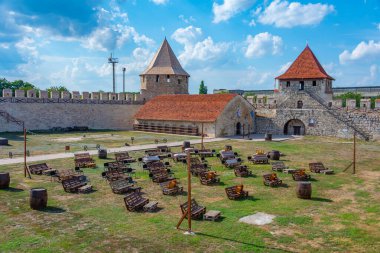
[265,133,272,141]
[268,150,281,160]
[30,188,48,210]
[0,172,10,189]
[65,145,70,151]
[98,149,107,159]
[296,182,312,199]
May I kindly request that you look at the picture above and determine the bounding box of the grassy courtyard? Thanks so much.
[0,131,199,159]
[0,136,379,252]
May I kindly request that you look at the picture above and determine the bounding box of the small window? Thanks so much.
[178,79,181,84]
[156,75,159,82]
[299,81,304,90]
[297,100,303,109]
[286,81,290,87]
[167,75,170,82]
[312,80,317,86]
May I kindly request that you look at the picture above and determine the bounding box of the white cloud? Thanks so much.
[171,26,229,66]
[213,0,256,23]
[82,27,118,51]
[150,0,169,5]
[179,15,196,24]
[339,40,380,64]
[248,19,256,27]
[237,66,272,87]
[376,23,380,30]
[171,26,202,45]
[359,64,378,85]
[278,61,292,73]
[244,32,283,58]
[257,0,334,28]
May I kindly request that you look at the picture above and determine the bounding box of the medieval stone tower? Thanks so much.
[276,45,334,103]
[140,38,190,100]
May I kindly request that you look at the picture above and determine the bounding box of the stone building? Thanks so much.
[140,38,189,100]
[134,94,255,137]
[255,45,379,140]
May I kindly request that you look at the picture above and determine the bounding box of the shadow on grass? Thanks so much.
[40,206,66,213]
[196,232,293,253]
[1,187,24,192]
[310,197,333,202]
[308,178,318,182]
[234,196,260,202]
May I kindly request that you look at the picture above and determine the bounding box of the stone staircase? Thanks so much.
[304,89,372,141]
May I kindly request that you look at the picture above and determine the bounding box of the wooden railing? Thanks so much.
[133,124,199,136]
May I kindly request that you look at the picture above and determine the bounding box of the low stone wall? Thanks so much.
[0,102,142,132]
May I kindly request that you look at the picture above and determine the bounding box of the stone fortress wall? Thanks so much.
[254,89,380,140]
[0,89,143,132]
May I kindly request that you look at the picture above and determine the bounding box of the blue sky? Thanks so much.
[0,0,379,94]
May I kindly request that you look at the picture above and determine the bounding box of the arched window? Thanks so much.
[297,100,303,109]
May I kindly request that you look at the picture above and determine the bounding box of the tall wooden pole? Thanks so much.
[176,150,192,234]
[187,150,192,232]
[24,127,26,178]
[201,123,204,150]
[23,127,31,179]
[353,132,356,174]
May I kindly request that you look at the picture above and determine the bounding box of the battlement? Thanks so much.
[1,89,143,105]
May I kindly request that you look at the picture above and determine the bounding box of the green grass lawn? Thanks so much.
[0,130,199,159]
[0,136,379,252]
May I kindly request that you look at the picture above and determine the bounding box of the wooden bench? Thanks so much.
[109,179,134,194]
[124,192,149,212]
[75,157,96,168]
[28,163,51,175]
[199,171,220,185]
[224,158,242,168]
[160,180,183,195]
[234,165,252,177]
[309,162,334,174]
[151,169,174,183]
[115,152,136,163]
[263,173,283,187]
[62,178,87,193]
[197,149,215,157]
[271,161,288,172]
[180,199,206,219]
[292,169,311,181]
[249,155,269,164]
[225,185,249,200]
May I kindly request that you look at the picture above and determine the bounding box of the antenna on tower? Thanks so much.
[108,53,119,93]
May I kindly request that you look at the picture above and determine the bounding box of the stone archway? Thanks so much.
[284,119,305,135]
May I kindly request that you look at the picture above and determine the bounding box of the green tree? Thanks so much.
[335,92,362,108]
[47,86,69,92]
[0,78,37,96]
[199,80,208,94]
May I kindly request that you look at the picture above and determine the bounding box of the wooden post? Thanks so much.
[176,150,192,234]
[201,123,204,150]
[24,127,31,179]
[353,132,356,174]
[187,150,192,232]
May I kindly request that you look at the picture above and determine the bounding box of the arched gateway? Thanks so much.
[284,119,305,135]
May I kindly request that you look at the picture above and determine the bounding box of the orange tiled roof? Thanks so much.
[135,94,237,122]
[276,45,334,80]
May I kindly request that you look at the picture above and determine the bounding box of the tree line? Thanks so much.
[0,78,69,95]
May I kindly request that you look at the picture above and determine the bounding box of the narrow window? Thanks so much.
[178,79,181,84]
[299,81,304,90]
[312,80,317,86]
[156,75,159,82]
[167,75,170,82]
[286,81,290,87]
[297,100,303,109]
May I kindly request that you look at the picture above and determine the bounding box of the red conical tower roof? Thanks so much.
[276,45,334,80]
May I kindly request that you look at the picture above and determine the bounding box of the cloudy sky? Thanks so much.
[0,0,379,94]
